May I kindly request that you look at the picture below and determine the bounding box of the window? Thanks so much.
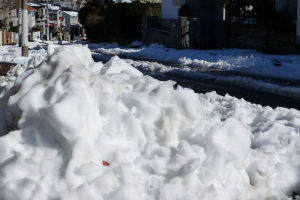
[172,0,185,6]
[70,17,78,22]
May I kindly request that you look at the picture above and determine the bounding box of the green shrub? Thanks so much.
[31,26,41,32]
[9,26,18,33]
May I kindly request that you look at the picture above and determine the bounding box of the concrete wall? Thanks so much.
[225,23,298,54]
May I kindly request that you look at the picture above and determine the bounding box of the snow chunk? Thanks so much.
[102,56,143,77]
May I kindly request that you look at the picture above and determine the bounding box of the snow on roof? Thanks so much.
[50,6,60,11]
[27,3,39,7]
[63,11,78,17]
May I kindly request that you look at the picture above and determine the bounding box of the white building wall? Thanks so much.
[28,11,36,29]
[162,0,181,19]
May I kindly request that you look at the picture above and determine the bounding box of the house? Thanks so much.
[35,4,48,37]
[144,0,300,52]
[144,0,224,49]
[28,6,37,29]
[36,4,64,39]
[62,11,81,39]
[48,5,64,33]
[0,6,36,31]
[0,9,18,29]
[55,0,83,11]
[161,0,184,19]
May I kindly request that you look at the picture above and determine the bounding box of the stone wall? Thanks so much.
[225,22,299,54]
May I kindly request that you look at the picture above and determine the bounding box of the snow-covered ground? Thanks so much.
[0,43,300,200]
[89,42,300,82]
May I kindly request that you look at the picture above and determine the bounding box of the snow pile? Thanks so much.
[0,45,300,200]
[0,44,48,134]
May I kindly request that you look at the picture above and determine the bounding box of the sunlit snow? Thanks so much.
[0,43,299,200]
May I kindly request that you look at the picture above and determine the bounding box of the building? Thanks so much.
[36,4,64,39]
[48,5,64,33]
[161,0,184,19]
[0,9,18,30]
[62,11,80,39]
[28,6,37,29]
[0,6,36,31]
[144,0,224,49]
[161,0,222,19]
[55,0,84,11]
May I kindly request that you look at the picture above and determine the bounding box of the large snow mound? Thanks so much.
[0,45,300,200]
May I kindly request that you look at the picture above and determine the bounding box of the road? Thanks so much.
[92,53,300,110]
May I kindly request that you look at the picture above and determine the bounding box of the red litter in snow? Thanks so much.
[102,161,110,166]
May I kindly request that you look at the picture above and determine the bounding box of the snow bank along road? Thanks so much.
[0,44,300,199]
[91,50,300,110]
[89,42,300,82]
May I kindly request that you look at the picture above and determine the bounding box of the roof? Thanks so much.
[63,11,78,17]
[27,6,37,11]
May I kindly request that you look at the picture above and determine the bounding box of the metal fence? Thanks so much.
[143,16,299,53]
[276,0,297,20]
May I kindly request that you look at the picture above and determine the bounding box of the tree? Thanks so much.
[0,0,19,10]
[78,0,106,42]
[79,0,150,43]
[219,0,255,22]
[220,0,283,23]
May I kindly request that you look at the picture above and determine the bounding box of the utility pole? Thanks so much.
[297,0,300,45]
[46,0,49,41]
[18,1,22,47]
[22,0,28,57]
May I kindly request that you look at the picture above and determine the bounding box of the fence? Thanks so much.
[276,0,297,19]
[143,16,299,53]
[143,16,223,49]
[0,31,18,46]
[224,22,298,53]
